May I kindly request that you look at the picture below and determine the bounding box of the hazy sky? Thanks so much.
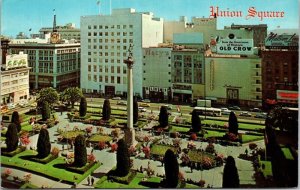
[1,0,299,37]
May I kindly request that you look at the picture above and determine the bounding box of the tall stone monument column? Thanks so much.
[123,44,137,147]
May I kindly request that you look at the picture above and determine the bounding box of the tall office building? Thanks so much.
[80,8,163,97]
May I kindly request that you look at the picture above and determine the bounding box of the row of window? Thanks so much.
[88,25,133,30]
[88,58,125,64]
[87,45,130,51]
[88,51,128,58]
[88,31,134,37]
[88,65,127,74]
[87,74,126,84]
[88,38,134,44]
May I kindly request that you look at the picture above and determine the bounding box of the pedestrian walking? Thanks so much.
[87,176,90,186]
[91,177,95,186]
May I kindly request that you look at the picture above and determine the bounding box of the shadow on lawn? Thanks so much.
[138,181,161,188]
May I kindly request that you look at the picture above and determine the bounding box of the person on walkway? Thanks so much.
[87,176,90,186]
[91,177,95,186]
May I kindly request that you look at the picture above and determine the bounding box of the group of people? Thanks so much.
[87,176,95,186]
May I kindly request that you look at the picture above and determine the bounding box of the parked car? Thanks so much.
[138,107,147,112]
[112,97,121,100]
[117,101,127,106]
[139,103,150,107]
[250,108,262,112]
[239,111,252,117]
[18,100,29,108]
[221,108,229,111]
[255,113,267,119]
[229,106,241,111]
[222,110,231,115]
[7,103,16,109]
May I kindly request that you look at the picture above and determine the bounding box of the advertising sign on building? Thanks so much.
[276,90,298,101]
[6,53,28,69]
[265,33,298,48]
[216,39,254,55]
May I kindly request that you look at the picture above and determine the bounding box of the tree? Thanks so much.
[163,149,179,188]
[159,106,169,128]
[102,99,111,120]
[36,87,59,108]
[11,111,21,132]
[222,156,239,188]
[61,87,83,108]
[191,110,201,132]
[79,97,87,117]
[228,112,238,135]
[133,97,138,124]
[41,101,51,121]
[5,123,19,152]
[116,139,130,177]
[37,128,51,158]
[74,134,87,167]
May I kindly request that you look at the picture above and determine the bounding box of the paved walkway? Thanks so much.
[2,111,265,188]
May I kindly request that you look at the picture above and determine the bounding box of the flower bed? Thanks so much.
[60,131,85,140]
[187,150,218,170]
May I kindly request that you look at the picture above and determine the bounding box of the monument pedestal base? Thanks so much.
[124,128,137,148]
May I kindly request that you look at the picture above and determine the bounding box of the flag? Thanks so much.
[29,28,32,31]
[97,1,100,5]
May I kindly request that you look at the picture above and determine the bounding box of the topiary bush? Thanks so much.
[116,139,130,177]
[163,149,179,188]
[79,97,87,117]
[74,134,87,167]
[37,128,51,158]
[5,123,19,152]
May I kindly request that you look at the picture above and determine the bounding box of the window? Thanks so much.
[88,74,91,81]
[88,65,91,72]
[105,76,108,83]
[88,32,91,36]
[94,25,97,29]
[88,25,91,29]
[99,75,103,82]
[111,66,114,73]
[123,67,127,74]
[117,66,120,73]
[117,77,121,84]
[111,76,114,83]
[117,25,120,29]
[94,32,97,36]
[99,65,103,72]
[123,25,126,29]
[99,25,103,29]
[94,65,97,72]
[123,32,127,36]
[129,25,133,29]
[94,75,97,82]
[129,32,133,36]
[123,39,127,43]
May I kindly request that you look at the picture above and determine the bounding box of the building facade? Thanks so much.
[39,23,80,41]
[142,47,172,102]
[171,33,205,103]
[230,24,268,47]
[205,55,262,107]
[261,33,298,107]
[9,43,80,91]
[1,50,30,104]
[80,8,163,97]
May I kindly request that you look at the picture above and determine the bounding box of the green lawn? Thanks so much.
[94,172,161,188]
[202,120,265,131]
[151,144,178,156]
[187,150,215,163]
[281,147,294,160]
[20,182,39,189]
[170,126,190,133]
[260,160,273,178]
[88,134,113,143]
[1,150,100,184]
[60,131,85,139]
[205,130,225,138]
[241,134,264,143]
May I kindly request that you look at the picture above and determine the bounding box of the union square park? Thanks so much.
[1,85,298,189]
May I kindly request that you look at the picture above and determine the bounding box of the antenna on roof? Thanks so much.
[53,9,57,32]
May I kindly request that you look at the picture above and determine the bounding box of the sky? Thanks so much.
[1,0,299,37]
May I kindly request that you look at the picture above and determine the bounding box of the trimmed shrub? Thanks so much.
[228,112,238,135]
[102,99,111,120]
[79,97,87,117]
[5,123,19,152]
[41,101,51,121]
[191,110,201,132]
[74,134,87,167]
[11,111,21,132]
[116,139,130,177]
[222,156,239,188]
[163,149,179,188]
[37,128,51,158]
[159,106,169,128]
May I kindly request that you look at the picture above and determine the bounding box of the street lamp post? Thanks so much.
[123,44,137,147]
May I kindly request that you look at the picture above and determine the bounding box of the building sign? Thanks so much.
[144,49,170,57]
[227,88,239,99]
[6,53,28,69]
[265,33,298,47]
[276,90,298,101]
[216,39,253,55]
[173,84,192,91]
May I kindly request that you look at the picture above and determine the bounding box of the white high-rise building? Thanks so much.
[80,8,163,97]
